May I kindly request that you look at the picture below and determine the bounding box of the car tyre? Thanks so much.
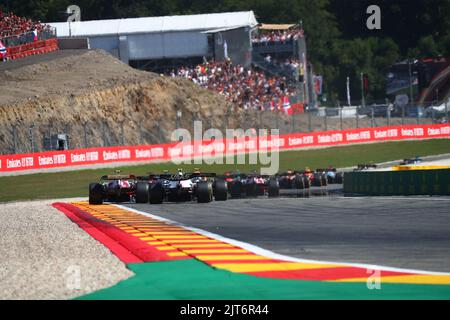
[293,176,305,189]
[197,181,213,203]
[268,179,280,197]
[230,181,243,198]
[136,182,150,203]
[245,182,257,197]
[89,183,103,205]
[335,172,344,184]
[214,179,228,201]
[149,182,164,204]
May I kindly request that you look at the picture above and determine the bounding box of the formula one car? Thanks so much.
[89,173,138,205]
[137,169,228,204]
[276,170,311,189]
[302,168,328,187]
[315,167,344,184]
[221,171,280,198]
[400,156,423,165]
[354,163,378,171]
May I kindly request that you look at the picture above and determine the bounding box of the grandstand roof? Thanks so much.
[48,11,258,37]
[259,24,297,30]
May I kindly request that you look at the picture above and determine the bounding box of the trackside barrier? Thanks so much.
[1,124,449,173]
[344,169,450,196]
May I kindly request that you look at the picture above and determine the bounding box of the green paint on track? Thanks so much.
[78,260,450,300]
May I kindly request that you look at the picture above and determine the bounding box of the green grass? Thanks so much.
[1,139,449,202]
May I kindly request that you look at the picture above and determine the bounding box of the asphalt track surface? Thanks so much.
[125,188,450,273]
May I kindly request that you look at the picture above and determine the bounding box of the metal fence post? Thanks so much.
[120,121,125,146]
[139,126,144,145]
[12,125,18,154]
[446,99,449,124]
[338,101,343,131]
[387,109,390,126]
[291,112,295,133]
[275,109,280,129]
[371,107,375,127]
[308,109,312,132]
[102,121,107,147]
[159,125,164,143]
[64,123,70,149]
[402,105,405,125]
[175,107,181,130]
[324,113,328,131]
[259,110,263,130]
[222,110,227,134]
[29,125,35,153]
[48,124,52,150]
[83,122,88,148]
[356,105,359,129]
[386,100,391,127]
[417,104,420,124]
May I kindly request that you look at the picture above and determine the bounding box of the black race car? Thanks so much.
[89,173,138,205]
[136,170,228,204]
[221,172,280,198]
[400,157,423,165]
[354,163,378,171]
[315,168,344,184]
[276,170,311,189]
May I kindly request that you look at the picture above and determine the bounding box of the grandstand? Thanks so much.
[49,11,258,69]
[48,11,316,106]
[0,11,58,60]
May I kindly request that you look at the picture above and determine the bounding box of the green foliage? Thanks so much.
[2,0,448,101]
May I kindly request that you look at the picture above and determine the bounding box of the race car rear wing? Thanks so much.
[101,174,136,180]
[188,172,217,178]
[218,173,272,179]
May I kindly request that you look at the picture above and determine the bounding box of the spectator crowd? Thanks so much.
[0,11,51,40]
[170,59,298,110]
[251,28,304,44]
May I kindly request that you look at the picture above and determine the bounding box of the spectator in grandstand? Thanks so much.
[0,11,51,44]
[0,39,6,61]
[171,60,298,111]
[252,28,305,44]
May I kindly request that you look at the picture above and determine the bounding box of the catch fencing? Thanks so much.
[1,123,449,173]
[1,100,448,156]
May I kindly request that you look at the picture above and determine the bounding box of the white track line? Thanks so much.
[339,196,450,201]
[114,204,450,276]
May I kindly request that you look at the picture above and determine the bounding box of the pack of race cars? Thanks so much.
[88,167,344,205]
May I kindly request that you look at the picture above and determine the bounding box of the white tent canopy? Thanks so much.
[48,11,258,37]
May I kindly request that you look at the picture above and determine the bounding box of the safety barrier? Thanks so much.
[1,123,449,173]
[344,169,450,196]
[5,38,58,60]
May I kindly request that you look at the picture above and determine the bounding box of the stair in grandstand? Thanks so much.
[252,41,297,55]
[252,52,297,82]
